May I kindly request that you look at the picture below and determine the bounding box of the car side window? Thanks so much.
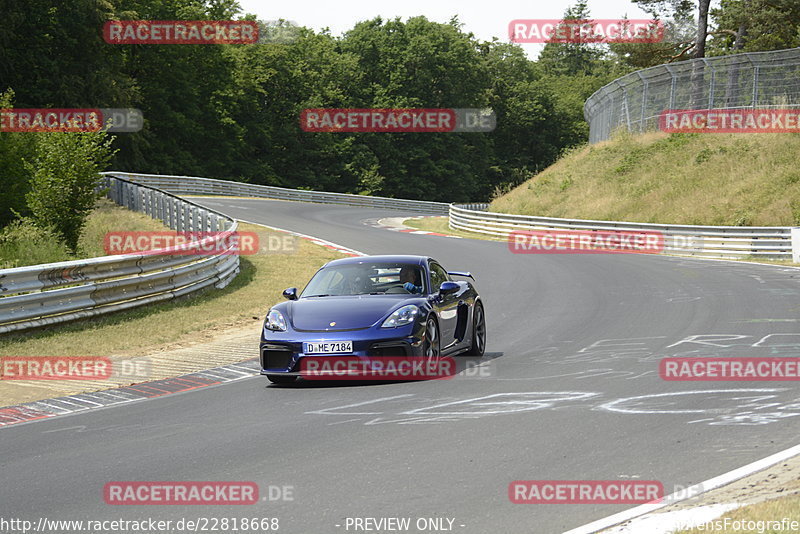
[429,262,449,291]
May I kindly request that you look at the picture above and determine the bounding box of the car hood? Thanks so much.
[287,295,418,331]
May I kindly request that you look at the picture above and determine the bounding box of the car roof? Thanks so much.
[323,255,430,268]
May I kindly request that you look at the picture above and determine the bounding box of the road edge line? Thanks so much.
[562,443,800,533]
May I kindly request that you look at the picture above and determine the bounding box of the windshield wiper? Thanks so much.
[305,294,332,298]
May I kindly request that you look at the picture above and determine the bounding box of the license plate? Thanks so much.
[304,341,353,354]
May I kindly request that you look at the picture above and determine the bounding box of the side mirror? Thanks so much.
[439,281,459,295]
[282,287,298,300]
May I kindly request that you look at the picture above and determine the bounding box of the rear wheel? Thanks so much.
[266,375,297,384]
[465,302,486,356]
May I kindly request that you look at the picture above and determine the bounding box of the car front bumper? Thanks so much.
[259,323,425,375]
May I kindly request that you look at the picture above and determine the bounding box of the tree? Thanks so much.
[25,131,116,250]
[537,1,606,77]
[710,0,800,53]
[0,90,37,227]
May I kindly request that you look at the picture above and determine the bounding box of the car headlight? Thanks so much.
[381,305,419,328]
[264,309,287,332]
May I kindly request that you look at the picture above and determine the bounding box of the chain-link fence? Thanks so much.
[584,47,800,143]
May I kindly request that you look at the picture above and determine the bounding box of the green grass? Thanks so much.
[674,494,800,533]
[77,198,169,257]
[0,223,342,358]
[0,198,168,269]
[491,131,800,226]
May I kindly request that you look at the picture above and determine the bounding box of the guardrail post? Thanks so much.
[108,178,117,203]
[183,202,192,231]
[156,191,165,223]
[175,200,183,232]
[792,228,800,263]
[167,198,175,229]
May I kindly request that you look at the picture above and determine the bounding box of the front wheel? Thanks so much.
[465,302,486,356]
[423,317,441,365]
[266,375,297,384]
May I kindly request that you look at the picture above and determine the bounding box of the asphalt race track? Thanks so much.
[3,197,800,534]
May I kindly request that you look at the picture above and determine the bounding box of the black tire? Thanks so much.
[266,375,297,384]
[465,302,486,356]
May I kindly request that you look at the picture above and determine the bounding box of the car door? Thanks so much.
[429,261,459,348]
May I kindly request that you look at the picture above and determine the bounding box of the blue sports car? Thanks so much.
[259,255,486,384]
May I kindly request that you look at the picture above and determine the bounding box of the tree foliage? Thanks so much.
[25,131,116,250]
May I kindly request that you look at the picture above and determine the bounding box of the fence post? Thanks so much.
[792,228,800,263]
[752,66,760,107]
[637,73,647,133]
[706,59,715,109]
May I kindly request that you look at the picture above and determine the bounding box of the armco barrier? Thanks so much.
[450,204,798,260]
[0,175,239,334]
[104,172,450,215]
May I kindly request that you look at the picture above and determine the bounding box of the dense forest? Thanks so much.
[1,0,798,224]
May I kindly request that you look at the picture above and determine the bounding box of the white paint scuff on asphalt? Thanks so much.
[600,503,741,533]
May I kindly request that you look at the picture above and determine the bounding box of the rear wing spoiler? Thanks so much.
[448,271,474,280]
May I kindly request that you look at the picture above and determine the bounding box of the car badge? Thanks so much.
[330,321,336,326]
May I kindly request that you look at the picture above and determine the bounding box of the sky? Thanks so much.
[237,0,655,58]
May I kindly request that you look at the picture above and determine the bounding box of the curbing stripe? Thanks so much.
[0,359,261,429]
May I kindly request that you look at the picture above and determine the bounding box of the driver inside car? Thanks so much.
[399,266,423,294]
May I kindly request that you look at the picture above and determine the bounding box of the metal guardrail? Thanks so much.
[584,47,800,143]
[3,169,795,335]
[0,176,240,334]
[450,204,800,260]
[105,171,451,215]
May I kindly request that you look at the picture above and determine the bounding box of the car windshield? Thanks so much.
[302,262,425,297]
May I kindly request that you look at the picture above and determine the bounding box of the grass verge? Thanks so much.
[674,495,800,533]
[0,222,340,358]
[491,131,800,226]
[0,198,169,268]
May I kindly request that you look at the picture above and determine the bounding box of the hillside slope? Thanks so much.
[490,131,800,226]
